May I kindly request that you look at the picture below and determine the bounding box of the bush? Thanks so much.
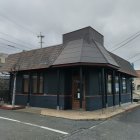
[0,79,9,90]
[0,90,10,103]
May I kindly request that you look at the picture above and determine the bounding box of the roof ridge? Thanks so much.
[94,40,119,68]
[51,44,65,66]
[79,38,85,62]
[92,39,109,64]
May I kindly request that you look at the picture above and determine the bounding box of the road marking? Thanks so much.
[0,116,68,135]
[89,120,108,130]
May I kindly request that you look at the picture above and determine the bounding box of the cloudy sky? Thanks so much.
[0,0,140,69]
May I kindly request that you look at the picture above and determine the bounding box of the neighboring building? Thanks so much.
[133,70,140,94]
[0,53,9,102]
[0,53,8,68]
[0,27,136,110]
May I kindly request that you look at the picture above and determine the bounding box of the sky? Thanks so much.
[0,0,140,69]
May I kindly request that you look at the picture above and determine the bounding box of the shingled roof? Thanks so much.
[109,52,137,76]
[0,26,136,76]
[53,27,119,68]
[136,70,140,78]
[0,45,63,72]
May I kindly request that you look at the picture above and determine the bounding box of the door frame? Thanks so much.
[71,68,85,110]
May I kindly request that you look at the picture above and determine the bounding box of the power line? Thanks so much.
[111,33,140,52]
[0,31,37,48]
[0,41,23,50]
[112,31,140,48]
[127,53,140,60]
[0,12,36,36]
[0,44,21,50]
[0,42,9,46]
[7,45,22,50]
[0,38,31,50]
[132,58,140,63]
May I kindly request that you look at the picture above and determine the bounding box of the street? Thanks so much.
[0,107,140,140]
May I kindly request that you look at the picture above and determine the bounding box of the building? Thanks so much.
[0,53,9,102]
[0,27,136,110]
[0,53,8,68]
[133,70,140,94]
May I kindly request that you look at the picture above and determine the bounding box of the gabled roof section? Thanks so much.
[109,52,137,77]
[0,45,63,72]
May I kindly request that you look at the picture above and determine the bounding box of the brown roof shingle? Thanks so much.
[109,52,137,76]
[1,44,63,72]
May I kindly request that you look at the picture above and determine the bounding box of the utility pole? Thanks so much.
[37,32,45,48]
[12,72,16,107]
[11,64,20,107]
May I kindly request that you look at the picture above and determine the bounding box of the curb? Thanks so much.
[40,104,140,121]
[95,104,140,121]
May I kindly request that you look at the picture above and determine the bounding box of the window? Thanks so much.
[107,74,112,94]
[115,76,119,94]
[0,57,5,63]
[32,73,44,94]
[23,75,29,93]
[39,74,43,93]
[122,77,126,93]
[32,75,37,94]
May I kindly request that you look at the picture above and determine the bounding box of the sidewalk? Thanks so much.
[16,102,140,120]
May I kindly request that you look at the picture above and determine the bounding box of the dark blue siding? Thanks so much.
[86,96,102,111]
[16,74,22,93]
[44,70,58,94]
[15,94,66,109]
[15,95,28,106]
[30,95,57,108]
[88,69,100,95]
[121,94,131,103]
[115,94,119,105]
[107,95,113,107]
[64,69,72,95]
[63,96,72,109]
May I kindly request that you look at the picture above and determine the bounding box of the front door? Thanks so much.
[72,71,85,110]
[72,74,80,110]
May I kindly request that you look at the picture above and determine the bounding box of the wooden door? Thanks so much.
[72,75,80,110]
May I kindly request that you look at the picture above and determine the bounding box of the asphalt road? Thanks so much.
[0,107,140,140]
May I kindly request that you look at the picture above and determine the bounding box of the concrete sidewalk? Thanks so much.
[16,102,140,120]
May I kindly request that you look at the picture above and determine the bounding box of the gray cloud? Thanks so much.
[0,0,140,69]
